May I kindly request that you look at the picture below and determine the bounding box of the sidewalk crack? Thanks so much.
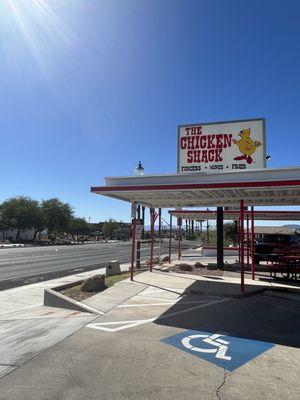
[216,368,227,400]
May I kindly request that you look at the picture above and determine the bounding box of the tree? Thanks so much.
[0,197,41,240]
[223,222,237,245]
[69,217,91,238]
[42,198,73,237]
[102,218,119,238]
[31,205,47,242]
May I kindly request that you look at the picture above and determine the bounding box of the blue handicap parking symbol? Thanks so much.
[162,330,274,371]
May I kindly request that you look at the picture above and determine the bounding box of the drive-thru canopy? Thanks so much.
[91,167,300,208]
[168,209,300,221]
[91,166,300,292]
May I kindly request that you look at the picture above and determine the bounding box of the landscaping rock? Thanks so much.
[81,275,105,292]
[146,257,160,266]
[194,261,205,268]
[178,263,193,272]
[162,256,170,263]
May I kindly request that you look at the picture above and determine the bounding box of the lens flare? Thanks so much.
[0,0,77,78]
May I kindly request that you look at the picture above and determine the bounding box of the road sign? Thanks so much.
[162,329,274,371]
[131,219,143,240]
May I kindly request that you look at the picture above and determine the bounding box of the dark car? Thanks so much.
[254,234,300,264]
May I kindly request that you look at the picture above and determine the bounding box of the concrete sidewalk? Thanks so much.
[0,263,132,379]
[0,262,131,318]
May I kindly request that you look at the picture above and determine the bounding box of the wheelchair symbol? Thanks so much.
[181,333,232,361]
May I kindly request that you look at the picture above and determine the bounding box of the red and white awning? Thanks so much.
[168,209,300,221]
[91,167,300,208]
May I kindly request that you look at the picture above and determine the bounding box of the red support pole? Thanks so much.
[130,218,136,281]
[150,208,155,272]
[251,206,255,280]
[246,215,250,268]
[168,214,172,263]
[240,200,245,292]
[178,217,182,260]
[238,218,241,263]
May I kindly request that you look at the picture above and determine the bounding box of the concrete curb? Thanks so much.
[44,288,103,315]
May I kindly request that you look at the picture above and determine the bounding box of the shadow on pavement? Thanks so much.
[153,279,300,349]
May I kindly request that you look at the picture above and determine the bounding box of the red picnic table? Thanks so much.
[268,254,300,280]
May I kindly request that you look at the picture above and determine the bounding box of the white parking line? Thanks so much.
[117,300,211,308]
[137,295,180,302]
[87,298,229,333]
[118,302,177,308]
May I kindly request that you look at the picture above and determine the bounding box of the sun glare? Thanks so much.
[0,0,77,76]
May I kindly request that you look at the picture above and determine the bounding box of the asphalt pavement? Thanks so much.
[0,241,182,290]
[0,271,299,400]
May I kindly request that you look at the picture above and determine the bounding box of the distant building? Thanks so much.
[88,221,131,240]
[254,226,300,242]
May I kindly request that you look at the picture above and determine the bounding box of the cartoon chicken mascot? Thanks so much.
[233,128,262,164]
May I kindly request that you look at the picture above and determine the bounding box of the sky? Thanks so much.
[0,0,300,226]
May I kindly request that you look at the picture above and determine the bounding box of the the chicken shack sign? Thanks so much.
[177,118,266,173]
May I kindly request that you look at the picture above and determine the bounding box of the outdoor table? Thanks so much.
[277,255,300,280]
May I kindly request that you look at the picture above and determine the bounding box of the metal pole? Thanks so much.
[217,207,224,270]
[206,219,209,244]
[246,215,250,269]
[240,200,245,292]
[251,206,255,280]
[141,206,145,240]
[130,218,136,281]
[150,208,155,272]
[158,208,162,240]
[191,220,194,238]
[136,204,141,269]
[238,218,241,263]
[178,217,182,260]
[168,214,172,263]
[185,219,188,239]
[234,220,238,246]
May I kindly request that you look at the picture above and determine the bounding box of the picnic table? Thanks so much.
[268,254,300,280]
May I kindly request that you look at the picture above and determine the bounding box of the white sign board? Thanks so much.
[177,118,265,173]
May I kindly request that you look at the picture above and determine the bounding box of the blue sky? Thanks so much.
[0,0,300,225]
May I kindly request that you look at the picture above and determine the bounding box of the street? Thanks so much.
[0,241,190,290]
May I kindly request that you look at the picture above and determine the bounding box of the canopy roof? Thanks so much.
[91,167,300,208]
[168,209,300,221]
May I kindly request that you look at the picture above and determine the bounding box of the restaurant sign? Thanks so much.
[177,118,265,173]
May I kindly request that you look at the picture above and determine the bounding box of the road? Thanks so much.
[0,241,194,290]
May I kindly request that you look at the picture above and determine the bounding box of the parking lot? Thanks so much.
[1,271,299,400]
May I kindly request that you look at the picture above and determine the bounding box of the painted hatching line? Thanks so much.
[117,287,219,308]
[87,298,229,333]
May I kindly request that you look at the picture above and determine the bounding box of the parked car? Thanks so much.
[254,234,300,264]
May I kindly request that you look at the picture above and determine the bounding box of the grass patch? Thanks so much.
[60,271,140,302]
